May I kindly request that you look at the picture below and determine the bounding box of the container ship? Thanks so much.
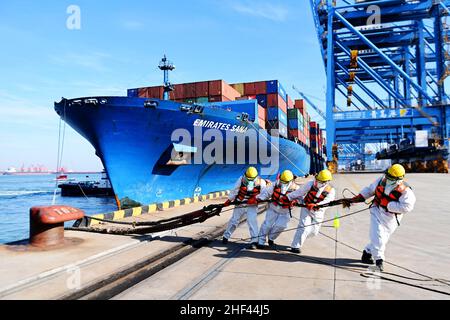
[54,59,327,208]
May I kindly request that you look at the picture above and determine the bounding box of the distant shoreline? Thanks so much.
[1,172,102,176]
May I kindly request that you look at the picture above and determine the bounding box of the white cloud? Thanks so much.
[231,1,289,22]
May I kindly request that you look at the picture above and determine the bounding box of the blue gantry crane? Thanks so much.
[292,85,378,169]
[310,0,450,172]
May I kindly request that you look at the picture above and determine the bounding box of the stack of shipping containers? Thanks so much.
[130,79,327,173]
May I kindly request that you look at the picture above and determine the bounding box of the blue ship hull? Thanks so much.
[55,97,311,207]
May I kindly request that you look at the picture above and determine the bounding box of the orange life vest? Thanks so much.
[304,184,332,205]
[373,179,408,211]
[236,178,262,202]
[271,185,293,209]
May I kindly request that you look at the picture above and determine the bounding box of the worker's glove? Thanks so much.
[223,199,232,207]
[247,196,258,205]
[352,194,365,203]
[342,194,365,208]
[306,203,317,211]
[290,199,299,207]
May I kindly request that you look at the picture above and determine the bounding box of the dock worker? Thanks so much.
[222,167,266,248]
[287,169,336,254]
[256,170,297,249]
[342,164,416,271]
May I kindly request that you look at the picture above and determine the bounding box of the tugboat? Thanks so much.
[58,171,114,197]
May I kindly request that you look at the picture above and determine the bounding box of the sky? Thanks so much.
[0,0,327,171]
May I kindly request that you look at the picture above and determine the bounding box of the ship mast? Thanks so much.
[158,55,175,100]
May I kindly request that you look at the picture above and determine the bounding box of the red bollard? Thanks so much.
[29,206,85,248]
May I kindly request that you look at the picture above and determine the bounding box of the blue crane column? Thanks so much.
[326,0,336,161]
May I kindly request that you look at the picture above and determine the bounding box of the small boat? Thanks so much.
[55,174,75,182]
[58,171,114,197]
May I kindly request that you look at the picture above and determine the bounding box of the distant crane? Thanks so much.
[292,85,327,122]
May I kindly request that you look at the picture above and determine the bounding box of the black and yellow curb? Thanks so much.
[81,191,230,227]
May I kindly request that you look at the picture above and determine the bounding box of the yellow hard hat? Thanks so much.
[280,170,294,183]
[387,164,405,180]
[245,166,258,180]
[316,169,333,182]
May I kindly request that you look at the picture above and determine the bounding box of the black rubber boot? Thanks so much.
[361,250,374,264]
[376,259,384,272]
[249,242,258,250]
[290,248,301,254]
[222,237,229,244]
[268,239,274,246]
[256,244,265,249]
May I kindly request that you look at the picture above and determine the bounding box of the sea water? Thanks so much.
[0,174,117,244]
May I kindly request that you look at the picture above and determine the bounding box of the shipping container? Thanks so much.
[287,95,294,109]
[127,88,139,97]
[288,129,300,140]
[287,108,301,119]
[266,80,287,102]
[294,99,305,110]
[267,107,287,125]
[258,105,266,121]
[208,80,222,96]
[196,97,209,104]
[138,87,149,98]
[254,81,267,94]
[184,83,196,98]
[244,82,256,95]
[258,118,266,130]
[256,94,267,107]
[209,80,241,101]
[209,95,231,102]
[155,86,164,99]
[173,84,185,100]
[195,81,209,97]
[266,121,288,138]
[267,94,287,113]
[231,83,245,96]
[288,118,304,130]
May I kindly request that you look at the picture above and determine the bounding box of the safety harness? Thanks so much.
[236,177,262,202]
[373,178,410,226]
[271,185,293,209]
[304,184,333,205]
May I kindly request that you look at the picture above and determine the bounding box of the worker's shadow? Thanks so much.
[214,244,367,269]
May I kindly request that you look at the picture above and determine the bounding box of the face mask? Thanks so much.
[316,181,327,189]
[243,176,255,189]
[384,176,400,194]
[280,181,291,194]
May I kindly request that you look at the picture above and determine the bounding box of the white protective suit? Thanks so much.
[287,180,336,249]
[256,183,294,245]
[223,176,266,243]
[360,176,416,261]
